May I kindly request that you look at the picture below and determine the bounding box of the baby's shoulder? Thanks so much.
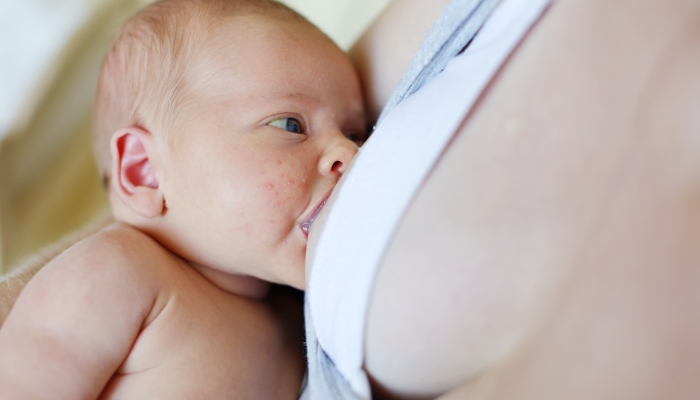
[76,223,169,261]
[45,223,181,292]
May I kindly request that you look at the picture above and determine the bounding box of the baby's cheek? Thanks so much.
[257,159,312,223]
[278,174,311,204]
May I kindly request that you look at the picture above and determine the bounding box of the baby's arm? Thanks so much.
[0,225,162,399]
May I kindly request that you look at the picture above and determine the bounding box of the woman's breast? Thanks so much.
[364,0,700,398]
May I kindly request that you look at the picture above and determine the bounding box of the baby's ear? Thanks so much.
[110,126,164,218]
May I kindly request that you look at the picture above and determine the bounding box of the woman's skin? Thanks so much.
[3,0,700,399]
[310,0,700,398]
[348,0,452,123]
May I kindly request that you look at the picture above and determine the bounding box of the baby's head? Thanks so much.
[93,0,365,289]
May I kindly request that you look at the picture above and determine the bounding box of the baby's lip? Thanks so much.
[300,194,331,237]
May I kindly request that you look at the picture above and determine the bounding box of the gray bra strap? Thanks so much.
[376,0,500,125]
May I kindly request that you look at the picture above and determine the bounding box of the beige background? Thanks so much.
[0,0,391,273]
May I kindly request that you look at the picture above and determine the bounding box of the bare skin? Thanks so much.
[0,224,304,399]
[0,5,363,398]
[0,213,112,326]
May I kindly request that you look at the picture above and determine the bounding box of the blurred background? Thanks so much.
[0,0,392,274]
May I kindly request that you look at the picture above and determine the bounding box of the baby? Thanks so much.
[0,0,365,398]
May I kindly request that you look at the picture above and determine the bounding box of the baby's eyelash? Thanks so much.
[345,126,369,145]
[346,133,363,143]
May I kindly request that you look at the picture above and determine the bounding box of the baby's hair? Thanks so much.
[92,0,309,187]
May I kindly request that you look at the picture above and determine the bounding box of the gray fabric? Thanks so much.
[303,300,360,400]
[376,0,499,125]
[304,0,499,398]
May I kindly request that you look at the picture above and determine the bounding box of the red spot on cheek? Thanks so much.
[267,184,274,190]
[276,159,283,165]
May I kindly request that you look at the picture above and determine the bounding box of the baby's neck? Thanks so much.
[110,202,271,300]
[191,262,271,300]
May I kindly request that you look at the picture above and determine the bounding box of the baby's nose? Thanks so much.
[318,135,358,176]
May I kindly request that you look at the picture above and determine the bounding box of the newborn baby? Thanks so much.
[0,0,365,398]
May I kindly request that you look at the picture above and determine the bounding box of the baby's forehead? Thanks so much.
[202,13,318,58]
[190,14,337,90]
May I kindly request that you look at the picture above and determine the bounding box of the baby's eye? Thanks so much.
[268,117,303,134]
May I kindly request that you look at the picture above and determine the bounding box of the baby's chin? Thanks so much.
[266,257,307,290]
[205,234,308,290]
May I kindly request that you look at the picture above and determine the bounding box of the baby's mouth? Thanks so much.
[300,196,330,237]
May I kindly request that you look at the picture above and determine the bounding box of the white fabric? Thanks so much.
[306,0,552,397]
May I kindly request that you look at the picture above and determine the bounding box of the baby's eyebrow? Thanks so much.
[280,91,315,104]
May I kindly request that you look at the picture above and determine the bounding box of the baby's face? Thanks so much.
[157,14,365,289]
